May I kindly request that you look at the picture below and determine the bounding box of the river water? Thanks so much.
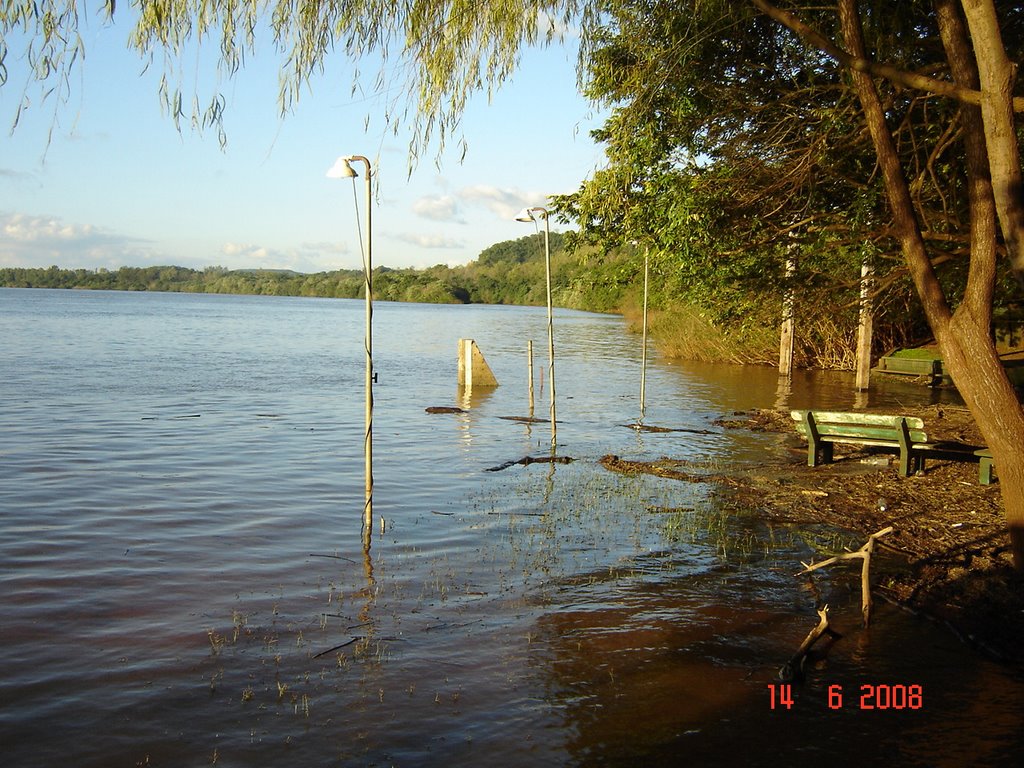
[1,288,1021,767]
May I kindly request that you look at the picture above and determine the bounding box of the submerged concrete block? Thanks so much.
[458,338,499,388]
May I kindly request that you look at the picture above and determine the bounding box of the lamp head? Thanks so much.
[326,156,359,179]
[515,206,548,223]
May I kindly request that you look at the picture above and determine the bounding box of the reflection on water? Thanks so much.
[0,289,1019,768]
[535,550,1024,768]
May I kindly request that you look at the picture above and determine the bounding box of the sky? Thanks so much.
[0,10,608,274]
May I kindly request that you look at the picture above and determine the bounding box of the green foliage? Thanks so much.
[552,0,1024,368]
[477,232,565,267]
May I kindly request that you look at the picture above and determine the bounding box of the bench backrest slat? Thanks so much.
[791,410,928,444]
[790,410,924,429]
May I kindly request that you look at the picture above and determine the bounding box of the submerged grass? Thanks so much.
[198,456,825,761]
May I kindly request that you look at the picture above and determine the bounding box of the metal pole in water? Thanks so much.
[362,161,373,535]
[527,339,535,414]
[640,246,649,417]
[326,154,374,537]
[542,215,556,449]
[516,206,556,449]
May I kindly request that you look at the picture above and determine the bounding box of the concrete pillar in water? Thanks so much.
[778,251,796,378]
[855,258,874,391]
[458,339,499,389]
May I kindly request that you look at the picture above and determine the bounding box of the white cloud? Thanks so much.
[412,194,464,223]
[221,242,265,259]
[535,9,577,40]
[457,185,544,220]
[3,213,94,242]
[394,232,465,249]
[300,240,352,256]
[0,211,161,268]
[0,168,36,183]
[219,241,357,273]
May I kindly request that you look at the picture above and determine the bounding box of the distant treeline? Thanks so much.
[2,230,971,368]
[0,231,632,312]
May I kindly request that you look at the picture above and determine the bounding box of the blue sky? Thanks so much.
[0,11,607,273]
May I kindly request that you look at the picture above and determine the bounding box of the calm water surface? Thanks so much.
[1,288,1021,767]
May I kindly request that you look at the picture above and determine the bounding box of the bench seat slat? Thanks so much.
[793,424,927,443]
[791,410,924,429]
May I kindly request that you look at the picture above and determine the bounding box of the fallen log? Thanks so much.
[485,455,575,472]
[797,526,894,627]
[619,423,716,435]
[425,406,466,414]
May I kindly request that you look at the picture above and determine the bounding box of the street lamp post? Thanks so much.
[515,206,556,449]
[327,154,374,537]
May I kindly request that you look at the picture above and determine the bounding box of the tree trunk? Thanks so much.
[960,0,1024,277]
[837,0,1024,569]
[935,0,1024,565]
[939,317,1024,566]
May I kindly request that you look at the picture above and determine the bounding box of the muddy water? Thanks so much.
[1,288,1021,767]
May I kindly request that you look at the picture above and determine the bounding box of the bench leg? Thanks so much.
[898,450,925,477]
[899,450,912,477]
[979,456,995,485]
[807,438,832,467]
[815,442,831,466]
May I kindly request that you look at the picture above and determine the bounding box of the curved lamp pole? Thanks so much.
[515,206,556,449]
[327,154,374,539]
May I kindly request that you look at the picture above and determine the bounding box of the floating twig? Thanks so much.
[313,637,360,659]
[309,553,358,563]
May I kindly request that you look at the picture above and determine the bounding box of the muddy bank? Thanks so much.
[606,404,1024,666]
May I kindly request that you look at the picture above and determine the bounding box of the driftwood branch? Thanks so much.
[779,606,841,681]
[798,526,894,627]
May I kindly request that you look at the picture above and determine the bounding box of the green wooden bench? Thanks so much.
[791,410,984,478]
[976,448,996,485]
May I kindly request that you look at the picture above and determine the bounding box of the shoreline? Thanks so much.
[607,403,1024,667]
[722,405,1024,667]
